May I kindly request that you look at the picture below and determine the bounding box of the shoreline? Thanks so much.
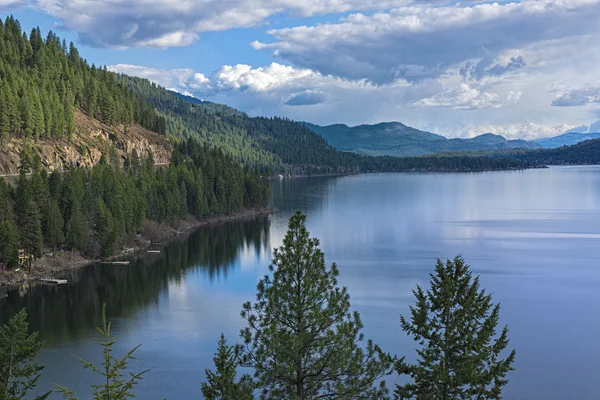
[0,207,278,290]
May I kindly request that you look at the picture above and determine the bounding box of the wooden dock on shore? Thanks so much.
[39,278,68,285]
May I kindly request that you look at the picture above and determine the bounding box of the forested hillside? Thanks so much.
[0,139,268,266]
[117,74,362,173]
[495,138,600,165]
[115,75,539,174]
[0,16,166,142]
[0,16,538,177]
[534,132,600,148]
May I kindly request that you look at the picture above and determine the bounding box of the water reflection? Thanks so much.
[0,216,270,343]
[1,167,599,400]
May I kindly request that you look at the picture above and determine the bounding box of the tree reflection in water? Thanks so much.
[0,215,271,344]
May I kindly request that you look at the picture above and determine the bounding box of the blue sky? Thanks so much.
[3,0,600,139]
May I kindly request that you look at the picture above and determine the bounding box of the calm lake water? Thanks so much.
[2,166,600,399]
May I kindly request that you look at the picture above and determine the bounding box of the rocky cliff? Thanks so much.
[0,111,172,176]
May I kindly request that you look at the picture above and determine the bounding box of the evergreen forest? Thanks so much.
[0,15,594,179]
[0,139,268,267]
[0,16,165,143]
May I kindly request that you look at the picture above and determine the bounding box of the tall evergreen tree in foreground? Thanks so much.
[202,334,253,400]
[240,211,394,400]
[395,256,515,400]
[0,309,49,400]
[56,305,148,400]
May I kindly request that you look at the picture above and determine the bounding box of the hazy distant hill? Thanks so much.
[302,122,540,157]
[534,132,600,148]
[499,138,600,165]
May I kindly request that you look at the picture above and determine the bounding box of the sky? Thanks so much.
[2,0,600,139]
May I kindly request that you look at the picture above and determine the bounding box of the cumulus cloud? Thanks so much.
[461,55,526,81]
[109,61,598,140]
[109,62,380,96]
[210,63,314,92]
[451,123,579,140]
[28,0,421,49]
[414,83,521,110]
[255,0,600,83]
[589,120,600,132]
[551,82,600,106]
[108,64,211,92]
[284,90,330,106]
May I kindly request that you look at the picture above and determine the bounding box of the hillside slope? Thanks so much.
[0,111,172,176]
[0,18,537,176]
[534,132,600,148]
[303,122,541,157]
[498,138,600,165]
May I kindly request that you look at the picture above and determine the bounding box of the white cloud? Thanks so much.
[109,62,380,96]
[461,55,527,82]
[255,0,600,83]
[211,63,314,92]
[284,89,330,106]
[29,0,421,49]
[414,83,521,110]
[101,0,600,140]
[551,82,600,107]
[109,61,584,140]
[449,123,577,141]
[107,64,211,92]
[137,31,199,49]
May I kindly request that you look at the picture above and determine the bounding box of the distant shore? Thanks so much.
[0,207,277,289]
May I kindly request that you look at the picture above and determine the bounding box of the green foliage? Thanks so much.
[202,334,254,400]
[0,17,166,139]
[0,16,531,175]
[395,256,516,400]
[0,218,19,268]
[45,199,64,254]
[0,139,268,262]
[20,201,43,261]
[495,138,600,166]
[65,202,84,252]
[240,211,394,400]
[0,309,49,400]
[56,305,148,400]
[117,75,532,175]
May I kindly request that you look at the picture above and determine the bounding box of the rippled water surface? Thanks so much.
[2,166,600,399]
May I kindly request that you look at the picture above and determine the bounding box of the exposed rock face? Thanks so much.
[0,111,172,176]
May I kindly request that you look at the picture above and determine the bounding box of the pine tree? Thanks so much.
[95,198,116,258]
[0,218,19,269]
[395,256,516,400]
[20,200,44,273]
[0,309,50,400]
[65,201,85,251]
[202,334,253,400]
[56,305,148,400]
[46,199,64,256]
[240,211,394,400]
[0,83,11,143]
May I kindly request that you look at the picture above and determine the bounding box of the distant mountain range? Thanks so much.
[302,122,541,157]
[534,132,600,148]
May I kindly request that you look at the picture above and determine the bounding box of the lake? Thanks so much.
[1,166,600,399]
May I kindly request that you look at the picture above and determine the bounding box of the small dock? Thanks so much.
[39,278,68,285]
[147,250,161,254]
[102,261,131,265]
